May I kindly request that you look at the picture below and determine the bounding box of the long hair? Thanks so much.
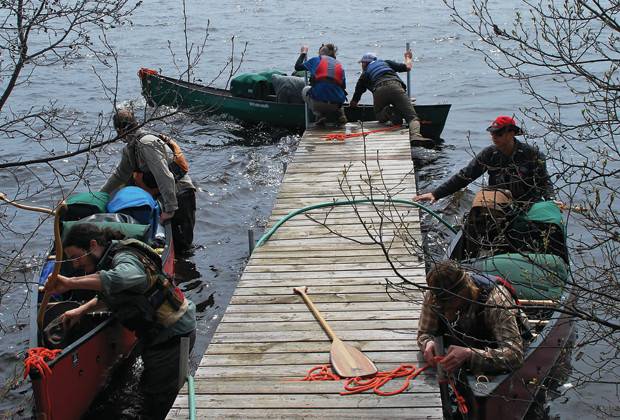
[426,260,477,302]
[64,223,125,250]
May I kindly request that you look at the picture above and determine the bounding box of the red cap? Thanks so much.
[486,115,522,135]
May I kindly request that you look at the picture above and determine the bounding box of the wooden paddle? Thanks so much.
[0,192,55,215]
[293,286,377,378]
[37,202,66,330]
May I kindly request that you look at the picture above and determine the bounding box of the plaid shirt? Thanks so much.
[417,285,526,374]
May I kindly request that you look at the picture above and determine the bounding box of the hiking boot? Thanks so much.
[409,119,431,142]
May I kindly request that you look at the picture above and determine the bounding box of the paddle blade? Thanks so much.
[330,338,377,378]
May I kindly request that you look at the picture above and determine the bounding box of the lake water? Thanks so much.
[0,1,611,418]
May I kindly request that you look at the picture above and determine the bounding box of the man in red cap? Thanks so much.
[414,115,553,206]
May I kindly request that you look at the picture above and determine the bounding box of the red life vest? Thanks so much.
[314,56,344,87]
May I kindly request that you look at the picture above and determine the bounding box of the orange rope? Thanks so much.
[23,347,61,379]
[297,357,469,414]
[324,125,402,141]
[24,347,62,418]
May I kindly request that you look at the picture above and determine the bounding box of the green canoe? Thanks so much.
[138,68,451,139]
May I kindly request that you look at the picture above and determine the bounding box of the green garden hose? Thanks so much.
[255,198,456,248]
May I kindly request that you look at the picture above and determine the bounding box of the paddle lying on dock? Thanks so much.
[293,286,377,378]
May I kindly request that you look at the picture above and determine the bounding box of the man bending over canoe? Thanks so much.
[45,223,196,419]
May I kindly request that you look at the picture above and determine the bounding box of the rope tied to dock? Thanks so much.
[296,357,469,414]
[323,124,402,141]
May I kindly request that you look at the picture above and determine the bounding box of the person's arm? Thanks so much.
[417,292,440,366]
[45,273,103,294]
[62,296,99,328]
[432,148,491,200]
[350,74,369,105]
[385,59,409,73]
[98,252,149,297]
[101,146,134,194]
[138,137,178,213]
[294,48,308,71]
[468,287,525,373]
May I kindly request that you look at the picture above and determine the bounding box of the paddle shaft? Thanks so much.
[0,193,55,215]
[37,203,66,329]
[293,287,337,341]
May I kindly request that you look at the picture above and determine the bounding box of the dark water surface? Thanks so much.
[0,1,611,418]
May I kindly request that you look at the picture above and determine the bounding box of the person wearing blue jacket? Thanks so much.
[294,43,347,126]
[350,51,427,141]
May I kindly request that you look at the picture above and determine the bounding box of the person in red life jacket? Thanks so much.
[417,260,530,374]
[44,223,196,420]
[414,115,553,207]
[294,43,348,126]
[349,51,428,142]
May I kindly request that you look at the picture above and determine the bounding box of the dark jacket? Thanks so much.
[351,60,408,103]
[432,139,553,204]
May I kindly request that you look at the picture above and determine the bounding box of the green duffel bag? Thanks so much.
[230,70,286,99]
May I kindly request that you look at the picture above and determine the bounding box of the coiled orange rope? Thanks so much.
[324,125,402,141]
[23,347,61,378]
[24,347,62,417]
[297,357,469,414]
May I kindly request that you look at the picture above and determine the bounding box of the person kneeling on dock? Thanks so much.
[44,223,196,420]
[294,43,348,126]
[349,51,428,142]
[417,261,529,374]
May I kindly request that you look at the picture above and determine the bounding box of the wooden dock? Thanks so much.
[168,122,443,419]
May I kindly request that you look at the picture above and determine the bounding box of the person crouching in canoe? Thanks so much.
[44,223,196,420]
[417,260,530,374]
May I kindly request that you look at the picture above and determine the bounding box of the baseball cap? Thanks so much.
[359,52,377,63]
[486,115,523,135]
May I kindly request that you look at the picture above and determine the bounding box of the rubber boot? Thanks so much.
[409,119,431,142]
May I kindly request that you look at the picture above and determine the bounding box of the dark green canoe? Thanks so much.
[138,68,451,139]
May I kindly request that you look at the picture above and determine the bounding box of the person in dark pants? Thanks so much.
[45,223,196,419]
[102,108,196,256]
[294,43,348,126]
[414,115,553,207]
[350,51,428,141]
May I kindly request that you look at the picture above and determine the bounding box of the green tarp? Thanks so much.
[523,201,564,231]
[230,70,287,99]
[62,221,150,242]
[65,192,109,212]
[470,253,569,301]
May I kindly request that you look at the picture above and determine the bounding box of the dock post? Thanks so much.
[406,42,412,98]
[248,229,255,255]
[178,336,190,390]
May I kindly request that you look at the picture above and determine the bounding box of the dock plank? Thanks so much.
[170,122,441,419]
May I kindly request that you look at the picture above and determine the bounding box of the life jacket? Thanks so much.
[133,133,190,192]
[443,272,532,349]
[99,239,188,338]
[313,56,345,88]
[365,60,395,83]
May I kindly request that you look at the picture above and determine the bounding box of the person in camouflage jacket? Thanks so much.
[417,260,527,374]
